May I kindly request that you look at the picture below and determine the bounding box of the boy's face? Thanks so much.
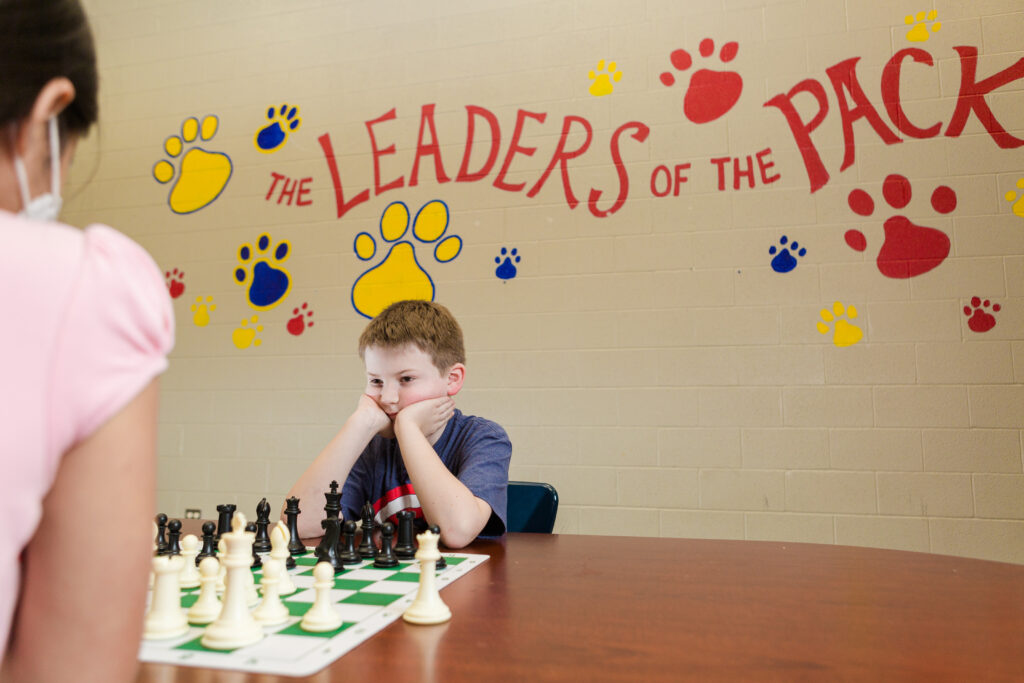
[363,344,458,421]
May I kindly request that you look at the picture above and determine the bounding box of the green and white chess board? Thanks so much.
[138,549,488,677]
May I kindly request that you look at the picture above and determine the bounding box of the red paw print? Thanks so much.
[964,297,1000,333]
[845,174,956,279]
[659,38,743,124]
[165,268,185,299]
[287,302,314,336]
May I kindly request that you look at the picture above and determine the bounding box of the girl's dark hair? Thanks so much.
[0,0,98,138]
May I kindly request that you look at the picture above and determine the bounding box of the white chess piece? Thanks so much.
[179,534,201,588]
[216,538,227,593]
[186,557,222,625]
[143,554,190,639]
[299,562,343,632]
[270,521,296,596]
[403,529,451,625]
[252,556,289,625]
[201,513,264,650]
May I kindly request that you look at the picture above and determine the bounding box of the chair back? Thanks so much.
[507,481,558,533]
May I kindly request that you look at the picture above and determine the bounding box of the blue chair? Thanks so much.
[507,481,558,533]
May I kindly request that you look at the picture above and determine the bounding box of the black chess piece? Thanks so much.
[284,496,306,556]
[166,519,182,556]
[197,521,217,565]
[358,502,377,560]
[374,522,399,568]
[215,503,236,541]
[394,510,417,560]
[339,520,361,565]
[154,513,168,554]
[253,497,272,553]
[429,525,446,569]
[324,481,341,520]
[245,521,262,568]
[318,517,344,573]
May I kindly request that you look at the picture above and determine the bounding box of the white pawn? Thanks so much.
[201,513,264,650]
[299,562,343,632]
[186,557,222,625]
[179,535,201,588]
[252,556,289,625]
[270,521,296,596]
[144,554,190,639]
[403,529,451,625]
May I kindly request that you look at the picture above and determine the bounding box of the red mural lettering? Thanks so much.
[366,108,404,194]
[318,133,369,219]
[587,121,650,218]
[733,156,755,189]
[456,105,501,182]
[764,79,831,192]
[826,57,902,172]
[709,156,730,191]
[266,171,285,200]
[493,109,547,193]
[527,115,593,206]
[756,148,780,184]
[296,177,313,206]
[945,46,1024,147]
[650,165,672,197]
[882,48,942,139]
[409,103,450,187]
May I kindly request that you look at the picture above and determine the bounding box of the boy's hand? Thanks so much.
[394,396,455,438]
[353,394,392,436]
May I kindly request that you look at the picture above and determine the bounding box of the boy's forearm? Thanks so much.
[394,422,491,548]
[285,413,379,538]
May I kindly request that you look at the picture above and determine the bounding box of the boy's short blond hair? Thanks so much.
[358,300,465,372]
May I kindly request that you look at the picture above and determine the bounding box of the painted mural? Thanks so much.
[156,10,1021,349]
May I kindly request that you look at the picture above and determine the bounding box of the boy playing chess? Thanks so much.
[287,300,511,548]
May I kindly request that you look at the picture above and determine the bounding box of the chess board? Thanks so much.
[138,549,487,677]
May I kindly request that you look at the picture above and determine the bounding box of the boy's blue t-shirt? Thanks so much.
[339,409,512,537]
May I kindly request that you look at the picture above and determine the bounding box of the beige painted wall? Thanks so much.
[67,0,1024,563]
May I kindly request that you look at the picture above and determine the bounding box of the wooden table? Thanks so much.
[137,530,1024,681]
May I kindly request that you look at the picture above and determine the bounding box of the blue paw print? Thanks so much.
[495,247,521,280]
[769,235,806,274]
[254,104,301,152]
[234,233,292,310]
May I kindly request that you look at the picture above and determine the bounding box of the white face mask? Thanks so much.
[12,116,63,222]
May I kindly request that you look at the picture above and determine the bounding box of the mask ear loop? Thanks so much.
[48,116,61,200]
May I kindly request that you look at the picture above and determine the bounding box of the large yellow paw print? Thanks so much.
[351,200,462,319]
[588,59,622,97]
[817,301,864,347]
[153,115,233,214]
[905,10,941,42]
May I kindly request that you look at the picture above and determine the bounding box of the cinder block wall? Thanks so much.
[67,0,1024,563]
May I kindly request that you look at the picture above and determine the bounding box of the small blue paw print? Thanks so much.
[495,247,520,280]
[769,235,806,274]
[254,104,301,152]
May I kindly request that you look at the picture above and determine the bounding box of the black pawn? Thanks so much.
[374,522,399,568]
[394,511,416,560]
[197,521,217,565]
[318,517,344,573]
[284,497,306,556]
[215,503,236,541]
[245,521,262,569]
[253,497,272,553]
[154,513,168,554]
[166,519,182,556]
[429,525,446,570]
[358,502,377,560]
[339,520,361,565]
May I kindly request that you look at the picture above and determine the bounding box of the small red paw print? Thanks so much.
[964,297,1000,333]
[287,302,314,336]
[659,38,742,124]
[165,268,185,298]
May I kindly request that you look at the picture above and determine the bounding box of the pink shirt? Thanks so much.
[0,212,174,658]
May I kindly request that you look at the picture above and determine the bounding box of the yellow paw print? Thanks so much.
[190,295,216,327]
[588,59,622,97]
[153,115,233,214]
[817,302,863,348]
[232,316,263,349]
[1004,178,1024,218]
[905,10,941,42]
